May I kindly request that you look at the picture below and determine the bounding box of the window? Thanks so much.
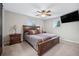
[53,20,60,28]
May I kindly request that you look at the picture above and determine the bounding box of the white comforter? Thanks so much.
[25,33,58,50]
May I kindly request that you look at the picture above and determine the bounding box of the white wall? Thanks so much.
[3,10,44,45]
[44,17,79,43]
[59,21,79,43]
[44,17,60,34]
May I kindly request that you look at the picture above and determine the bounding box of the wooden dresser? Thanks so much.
[9,33,21,45]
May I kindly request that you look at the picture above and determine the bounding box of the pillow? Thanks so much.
[36,28,41,34]
[29,30,37,35]
[24,32,29,35]
[36,29,40,34]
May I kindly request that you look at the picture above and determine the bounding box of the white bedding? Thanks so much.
[25,33,58,50]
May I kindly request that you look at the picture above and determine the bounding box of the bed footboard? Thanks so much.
[37,37,59,56]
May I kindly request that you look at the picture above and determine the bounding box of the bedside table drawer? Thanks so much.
[9,34,21,45]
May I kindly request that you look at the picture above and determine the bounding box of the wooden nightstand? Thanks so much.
[9,33,21,45]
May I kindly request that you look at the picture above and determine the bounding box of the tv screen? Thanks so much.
[61,10,79,23]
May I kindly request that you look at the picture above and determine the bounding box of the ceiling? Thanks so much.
[3,3,79,20]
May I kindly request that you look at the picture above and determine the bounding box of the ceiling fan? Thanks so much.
[36,10,52,17]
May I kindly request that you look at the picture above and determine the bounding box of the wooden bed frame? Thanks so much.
[23,25,59,56]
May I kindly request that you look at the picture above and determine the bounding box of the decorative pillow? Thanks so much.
[36,29,40,34]
[29,30,37,35]
[36,28,41,34]
[25,32,29,35]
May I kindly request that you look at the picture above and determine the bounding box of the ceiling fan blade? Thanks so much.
[47,10,51,13]
[37,11,41,13]
[42,10,45,13]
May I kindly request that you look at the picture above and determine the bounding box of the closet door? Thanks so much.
[0,3,2,55]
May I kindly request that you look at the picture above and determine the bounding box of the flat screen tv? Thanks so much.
[61,10,79,23]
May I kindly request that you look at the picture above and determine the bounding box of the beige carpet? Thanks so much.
[2,40,79,56]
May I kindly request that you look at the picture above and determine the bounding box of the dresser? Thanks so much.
[9,33,21,45]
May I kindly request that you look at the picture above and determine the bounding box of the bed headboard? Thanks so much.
[23,25,40,39]
[23,25,40,34]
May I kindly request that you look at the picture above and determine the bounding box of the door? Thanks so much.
[0,3,2,55]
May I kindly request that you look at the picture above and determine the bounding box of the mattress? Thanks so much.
[25,33,59,50]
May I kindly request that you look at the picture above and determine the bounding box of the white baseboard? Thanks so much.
[62,39,79,44]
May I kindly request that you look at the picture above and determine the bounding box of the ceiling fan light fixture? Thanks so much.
[41,14,46,17]
[36,10,52,17]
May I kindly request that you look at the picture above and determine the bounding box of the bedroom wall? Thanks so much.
[44,4,79,43]
[44,17,60,34]
[59,21,79,43]
[44,17,79,43]
[3,10,44,45]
